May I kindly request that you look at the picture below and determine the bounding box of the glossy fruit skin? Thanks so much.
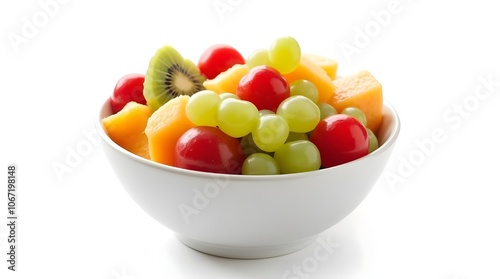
[110,73,147,114]
[273,140,321,174]
[186,90,221,127]
[289,79,319,103]
[216,98,260,138]
[251,113,289,152]
[310,114,369,168]
[175,126,245,174]
[198,44,245,80]
[246,48,271,69]
[276,95,320,133]
[236,65,290,112]
[242,153,280,175]
[268,36,301,74]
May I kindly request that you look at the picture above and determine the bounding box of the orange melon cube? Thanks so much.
[302,53,338,80]
[102,102,153,159]
[328,70,383,133]
[282,56,335,103]
[203,64,249,94]
[145,95,195,166]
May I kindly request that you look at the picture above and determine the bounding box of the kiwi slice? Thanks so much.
[143,45,205,111]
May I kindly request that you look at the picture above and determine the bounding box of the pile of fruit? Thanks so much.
[102,36,383,175]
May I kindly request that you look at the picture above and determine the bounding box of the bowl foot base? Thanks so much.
[176,234,316,259]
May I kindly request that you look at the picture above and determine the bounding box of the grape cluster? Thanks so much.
[185,36,378,175]
[186,89,376,175]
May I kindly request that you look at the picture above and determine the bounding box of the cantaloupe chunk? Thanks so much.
[145,95,195,166]
[282,56,335,103]
[102,102,152,159]
[203,64,249,94]
[303,53,338,80]
[328,70,383,133]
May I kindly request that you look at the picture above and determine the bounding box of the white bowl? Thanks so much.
[96,98,400,259]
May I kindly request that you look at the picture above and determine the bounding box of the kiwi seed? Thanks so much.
[143,45,205,111]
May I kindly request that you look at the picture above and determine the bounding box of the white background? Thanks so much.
[1,0,500,278]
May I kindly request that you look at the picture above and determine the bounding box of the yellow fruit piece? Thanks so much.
[328,70,383,133]
[102,102,153,159]
[282,56,335,103]
[203,64,249,94]
[303,53,338,80]
[145,95,195,166]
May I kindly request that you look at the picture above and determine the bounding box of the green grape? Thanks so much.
[318,102,337,119]
[242,153,280,175]
[259,109,274,116]
[290,80,319,103]
[217,98,259,138]
[341,107,367,126]
[219,92,240,101]
[252,113,289,152]
[286,132,308,142]
[274,140,321,174]
[366,128,379,153]
[186,90,221,127]
[246,49,272,69]
[277,95,320,133]
[268,36,301,74]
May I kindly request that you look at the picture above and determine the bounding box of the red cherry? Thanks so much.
[236,65,290,112]
[310,114,369,168]
[198,44,245,79]
[174,126,245,174]
[110,73,146,114]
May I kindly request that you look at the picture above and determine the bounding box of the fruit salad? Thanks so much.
[102,36,383,175]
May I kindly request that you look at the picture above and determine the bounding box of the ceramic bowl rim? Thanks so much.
[95,98,400,181]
